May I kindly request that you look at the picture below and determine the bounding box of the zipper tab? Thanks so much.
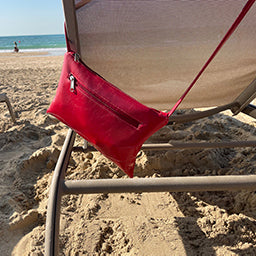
[70,75,75,92]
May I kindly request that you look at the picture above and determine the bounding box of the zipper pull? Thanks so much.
[70,74,75,92]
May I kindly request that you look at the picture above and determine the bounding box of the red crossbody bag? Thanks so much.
[47,52,169,177]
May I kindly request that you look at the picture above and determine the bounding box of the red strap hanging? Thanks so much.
[168,0,256,117]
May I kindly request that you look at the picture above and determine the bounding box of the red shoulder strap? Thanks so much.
[168,0,255,117]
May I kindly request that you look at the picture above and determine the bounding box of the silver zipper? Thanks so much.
[70,74,75,92]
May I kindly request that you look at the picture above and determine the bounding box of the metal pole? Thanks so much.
[73,140,256,153]
[168,102,236,124]
[141,140,256,150]
[45,129,76,256]
[242,104,256,119]
[62,175,256,195]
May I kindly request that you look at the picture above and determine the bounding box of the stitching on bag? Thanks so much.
[72,75,141,129]
[71,72,142,127]
[75,85,141,130]
[76,85,140,130]
[76,74,139,122]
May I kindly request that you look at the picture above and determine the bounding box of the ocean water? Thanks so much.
[0,34,66,56]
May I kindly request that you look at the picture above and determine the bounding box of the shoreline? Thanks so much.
[0,48,66,57]
[0,51,49,57]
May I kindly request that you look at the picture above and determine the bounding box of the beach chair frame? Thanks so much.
[45,1,256,254]
[45,102,256,255]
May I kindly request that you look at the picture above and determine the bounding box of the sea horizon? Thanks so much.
[0,34,66,56]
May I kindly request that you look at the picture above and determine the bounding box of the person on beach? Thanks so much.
[14,41,19,53]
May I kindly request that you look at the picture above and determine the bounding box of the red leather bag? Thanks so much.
[47,52,169,177]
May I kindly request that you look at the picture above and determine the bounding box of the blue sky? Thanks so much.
[0,0,65,36]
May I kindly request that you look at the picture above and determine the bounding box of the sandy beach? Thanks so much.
[1,52,256,255]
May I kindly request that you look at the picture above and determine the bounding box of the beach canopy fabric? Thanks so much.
[68,0,256,110]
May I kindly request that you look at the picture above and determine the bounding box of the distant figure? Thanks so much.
[14,41,19,53]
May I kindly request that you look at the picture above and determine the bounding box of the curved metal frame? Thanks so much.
[45,129,76,256]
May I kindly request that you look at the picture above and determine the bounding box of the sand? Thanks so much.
[1,52,256,255]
